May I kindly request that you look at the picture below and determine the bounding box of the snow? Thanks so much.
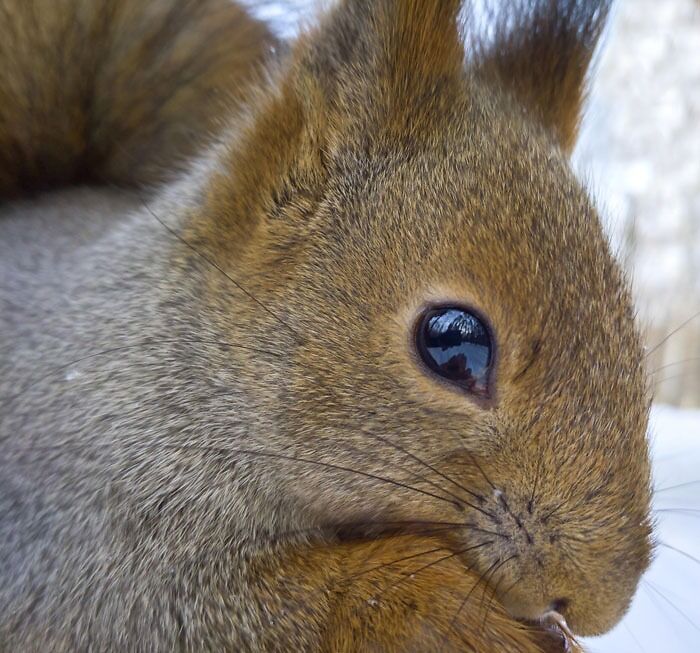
[583,405,700,653]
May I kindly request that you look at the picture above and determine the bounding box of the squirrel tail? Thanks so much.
[0,0,273,199]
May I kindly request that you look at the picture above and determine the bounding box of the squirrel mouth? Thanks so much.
[330,524,581,651]
[521,611,581,653]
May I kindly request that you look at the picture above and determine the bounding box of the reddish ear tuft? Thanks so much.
[472,0,612,152]
[293,0,465,115]
[378,0,464,82]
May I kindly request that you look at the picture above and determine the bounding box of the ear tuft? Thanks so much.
[295,0,465,118]
[471,0,612,152]
[379,0,465,82]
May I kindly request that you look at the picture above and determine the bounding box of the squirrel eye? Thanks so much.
[415,306,493,397]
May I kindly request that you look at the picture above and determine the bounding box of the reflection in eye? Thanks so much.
[416,307,493,397]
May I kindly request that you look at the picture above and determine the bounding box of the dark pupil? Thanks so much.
[418,307,492,396]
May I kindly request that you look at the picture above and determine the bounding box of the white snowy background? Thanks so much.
[241,1,700,651]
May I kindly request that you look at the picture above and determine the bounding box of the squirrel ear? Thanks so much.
[473,0,612,153]
[204,0,467,239]
[297,0,464,119]
[364,0,465,87]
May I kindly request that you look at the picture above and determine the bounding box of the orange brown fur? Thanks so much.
[257,535,583,652]
[0,0,652,651]
[472,0,611,152]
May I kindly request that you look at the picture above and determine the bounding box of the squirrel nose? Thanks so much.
[549,597,570,616]
[501,593,571,623]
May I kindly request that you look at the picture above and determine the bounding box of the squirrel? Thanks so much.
[0,0,654,651]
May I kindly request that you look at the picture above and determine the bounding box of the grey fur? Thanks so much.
[0,185,313,650]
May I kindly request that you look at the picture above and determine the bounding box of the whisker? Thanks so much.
[261,520,506,548]
[161,443,465,509]
[330,439,471,510]
[341,545,449,583]
[650,356,700,375]
[374,540,494,601]
[643,579,700,633]
[115,152,468,431]
[442,556,502,647]
[338,367,511,509]
[462,525,509,540]
[654,480,700,494]
[478,554,516,634]
[5,338,492,516]
[324,430,482,509]
[623,621,650,653]
[357,427,494,519]
[11,438,473,514]
[652,371,694,388]
[495,575,521,610]
[658,540,700,567]
[467,451,497,492]
[528,442,546,514]
[645,309,700,359]
[541,498,568,522]
[140,198,302,342]
[271,537,496,629]
[655,508,700,518]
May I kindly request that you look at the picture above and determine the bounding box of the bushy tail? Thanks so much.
[0,0,273,199]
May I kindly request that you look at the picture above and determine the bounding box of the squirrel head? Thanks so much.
[193,0,652,638]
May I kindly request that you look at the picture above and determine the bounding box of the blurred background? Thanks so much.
[577,3,700,650]
[574,0,700,410]
[244,1,700,651]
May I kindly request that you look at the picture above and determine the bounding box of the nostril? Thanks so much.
[549,597,570,615]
